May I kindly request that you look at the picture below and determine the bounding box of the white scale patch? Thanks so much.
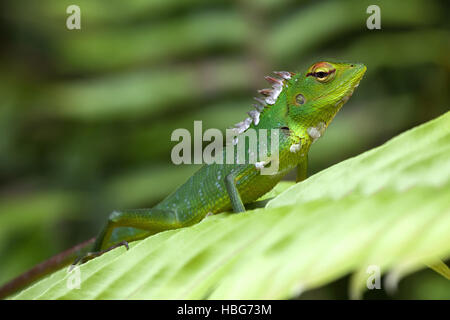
[289,142,301,153]
[255,161,267,170]
[307,122,327,143]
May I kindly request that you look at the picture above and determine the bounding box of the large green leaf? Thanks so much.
[11,112,450,299]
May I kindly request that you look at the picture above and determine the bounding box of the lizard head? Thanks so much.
[233,62,365,146]
[283,61,366,142]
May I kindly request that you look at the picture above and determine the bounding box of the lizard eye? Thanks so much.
[312,68,335,82]
[295,94,306,105]
[307,62,336,83]
[315,71,328,80]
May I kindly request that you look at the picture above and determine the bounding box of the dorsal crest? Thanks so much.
[230,71,295,137]
[261,71,295,105]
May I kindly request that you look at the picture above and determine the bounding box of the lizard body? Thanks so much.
[0,61,366,298]
[98,61,366,251]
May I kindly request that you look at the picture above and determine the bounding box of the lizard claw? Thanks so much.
[70,240,129,270]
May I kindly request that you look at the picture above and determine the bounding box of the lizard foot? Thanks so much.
[70,240,129,270]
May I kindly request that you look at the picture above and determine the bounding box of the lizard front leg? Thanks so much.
[296,154,308,183]
[225,171,246,213]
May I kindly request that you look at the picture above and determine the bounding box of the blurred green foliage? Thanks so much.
[0,0,448,298]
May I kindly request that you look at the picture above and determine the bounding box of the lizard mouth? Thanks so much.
[334,64,366,107]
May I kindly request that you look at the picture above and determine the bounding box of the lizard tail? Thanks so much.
[0,237,96,300]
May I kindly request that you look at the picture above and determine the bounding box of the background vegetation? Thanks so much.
[0,0,448,298]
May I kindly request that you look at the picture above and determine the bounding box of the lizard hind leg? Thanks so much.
[74,208,182,265]
[71,240,129,268]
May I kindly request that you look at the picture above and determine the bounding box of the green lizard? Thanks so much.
[0,61,366,298]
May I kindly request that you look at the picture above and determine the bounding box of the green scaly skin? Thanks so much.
[0,61,366,299]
